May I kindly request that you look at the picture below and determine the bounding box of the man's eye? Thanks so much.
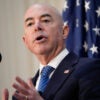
[42,20,50,23]
[27,23,33,27]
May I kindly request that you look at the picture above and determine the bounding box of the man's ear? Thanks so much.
[63,25,69,39]
[22,34,27,45]
[22,34,29,49]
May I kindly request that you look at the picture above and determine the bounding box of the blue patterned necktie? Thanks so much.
[38,66,54,93]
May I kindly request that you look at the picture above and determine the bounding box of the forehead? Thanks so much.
[24,4,57,21]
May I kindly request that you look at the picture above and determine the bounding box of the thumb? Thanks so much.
[2,89,9,100]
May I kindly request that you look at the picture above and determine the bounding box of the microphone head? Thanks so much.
[0,53,2,62]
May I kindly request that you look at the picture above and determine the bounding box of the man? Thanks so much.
[2,3,100,100]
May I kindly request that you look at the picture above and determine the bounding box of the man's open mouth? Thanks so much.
[35,35,47,43]
[36,36,44,40]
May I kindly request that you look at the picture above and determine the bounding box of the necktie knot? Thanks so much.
[41,66,54,77]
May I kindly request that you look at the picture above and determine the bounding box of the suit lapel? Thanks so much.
[32,70,39,86]
[43,52,79,98]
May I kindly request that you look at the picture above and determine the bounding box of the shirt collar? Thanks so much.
[39,48,69,73]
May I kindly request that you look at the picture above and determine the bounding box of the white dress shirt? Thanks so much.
[35,48,69,90]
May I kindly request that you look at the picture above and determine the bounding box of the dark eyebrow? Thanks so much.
[25,17,33,22]
[25,14,52,22]
[40,14,52,18]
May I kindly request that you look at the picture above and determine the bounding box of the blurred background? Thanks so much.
[0,0,64,99]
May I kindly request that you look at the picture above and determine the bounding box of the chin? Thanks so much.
[33,49,48,55]
[32,45,51,55]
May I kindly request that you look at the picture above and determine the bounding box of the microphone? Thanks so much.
[0,53,2,62]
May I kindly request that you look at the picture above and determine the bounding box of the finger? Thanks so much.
[27,78,35,89]
[12,82,29,95]
[15,76,29,89]
[13,91,26,100]
[2,89,9,100]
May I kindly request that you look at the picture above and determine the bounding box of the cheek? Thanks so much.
[24,34,32,47]
[50,28,62,40]
[25,30,32,36]
[49,32,61,46]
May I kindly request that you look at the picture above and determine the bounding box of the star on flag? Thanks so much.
[90,44,98,54]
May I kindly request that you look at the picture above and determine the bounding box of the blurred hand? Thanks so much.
[2,89,9,100]
[12,76,43,100]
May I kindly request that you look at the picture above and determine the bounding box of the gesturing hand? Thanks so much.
[12,76,43,100]
[2,89,9,100]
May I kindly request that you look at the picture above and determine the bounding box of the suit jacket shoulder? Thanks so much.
[32,52,100,100]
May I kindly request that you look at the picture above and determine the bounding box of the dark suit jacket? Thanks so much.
[13,52,100,100]
[32,52,100,100]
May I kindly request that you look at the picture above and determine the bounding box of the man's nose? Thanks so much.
[34,22,42,31]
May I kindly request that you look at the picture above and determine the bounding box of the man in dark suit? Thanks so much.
[2,3,100,100]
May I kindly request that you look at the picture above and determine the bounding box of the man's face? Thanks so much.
[23,4,65,56]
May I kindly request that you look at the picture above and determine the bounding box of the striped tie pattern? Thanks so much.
[38,66,54,93]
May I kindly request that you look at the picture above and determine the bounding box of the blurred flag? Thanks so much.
[62,0,100,58]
